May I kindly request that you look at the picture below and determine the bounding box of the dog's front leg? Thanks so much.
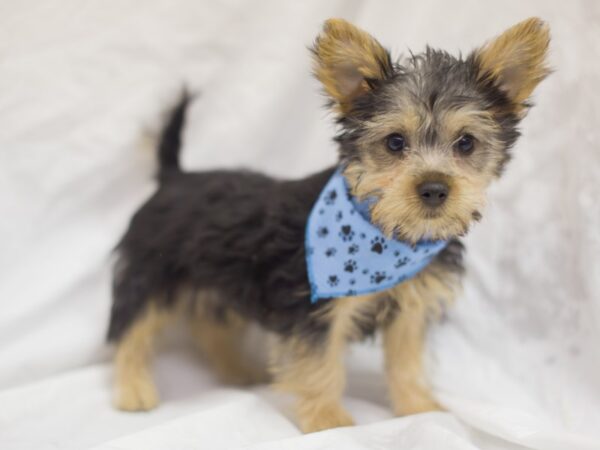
[271,335,352,433]
[383,270,454,416]
[270,299,360,433]
[383,301,441,415]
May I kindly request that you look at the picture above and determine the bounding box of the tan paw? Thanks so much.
[391,386,443,416]
[114,375,159,412]
[298,402,355,433]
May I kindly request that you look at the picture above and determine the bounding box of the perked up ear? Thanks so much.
[312,18,393,114]
[475,17,551,112]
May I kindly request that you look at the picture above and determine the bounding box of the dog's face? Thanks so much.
[312,18,550,243]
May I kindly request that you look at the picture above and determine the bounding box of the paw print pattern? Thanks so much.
[307,172,449,300]
[394,257,409,268]
[370,271,387,284]
[346,289,357,296]
[339,225,354,242]
[324,189,337,205]
[370,236,387,254]
[343,259,357,273]
[327,275,339,287]
[325,247,336,257]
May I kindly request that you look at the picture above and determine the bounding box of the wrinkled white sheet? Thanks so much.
[1,1,599,449]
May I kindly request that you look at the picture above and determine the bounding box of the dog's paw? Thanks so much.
[114,374,159,412]
[298,402,354,433]
[391,385,444,416]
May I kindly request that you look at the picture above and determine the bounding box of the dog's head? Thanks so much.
[312,18,550,243]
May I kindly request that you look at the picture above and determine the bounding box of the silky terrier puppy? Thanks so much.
[108,18,550,432]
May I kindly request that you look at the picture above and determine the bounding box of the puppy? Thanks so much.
[107,18,550,433]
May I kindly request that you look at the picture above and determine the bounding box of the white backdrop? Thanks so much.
[1,1,599,449]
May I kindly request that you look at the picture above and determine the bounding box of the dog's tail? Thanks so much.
[157,90,192,178]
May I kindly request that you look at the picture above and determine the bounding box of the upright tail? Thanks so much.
[157,91,192,178]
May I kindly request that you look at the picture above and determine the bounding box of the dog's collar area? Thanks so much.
[305,169,448,302]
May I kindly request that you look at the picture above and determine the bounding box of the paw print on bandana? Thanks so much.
[394,250,400,257]
[360,233,366,239]
[327,275,339,287]
[349,278,356,286]
[335,211,343,222]
[348,244,359,255]
[317,226,329,238]
[343,259,358,273]
[346,289,357,296]
[394,256,410,268]
[325,247,336,257]
[339,225,354,242]
[362,268,370,275]
[370,271,387,284]
[324,189,337,205]
[370,236,387,254]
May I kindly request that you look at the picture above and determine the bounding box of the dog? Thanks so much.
[107,18,550,433]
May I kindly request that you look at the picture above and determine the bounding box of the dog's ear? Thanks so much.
[312,18,393,114]
[474,18,551,113]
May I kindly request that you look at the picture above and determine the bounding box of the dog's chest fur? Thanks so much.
[320,257,462,343]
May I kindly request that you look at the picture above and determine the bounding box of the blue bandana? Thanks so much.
[305,169,448,302]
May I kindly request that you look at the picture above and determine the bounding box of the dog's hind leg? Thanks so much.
[188,298,269,385]
[113,303,173,411]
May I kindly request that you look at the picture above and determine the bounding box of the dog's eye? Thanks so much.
[455,134,475,155]
[385,133,406,153]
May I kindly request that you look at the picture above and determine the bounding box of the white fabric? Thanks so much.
[1,1,599,449]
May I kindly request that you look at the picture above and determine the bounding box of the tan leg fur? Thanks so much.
[383,263,460,415]
[113,304,173,411]
[270,294,378,433]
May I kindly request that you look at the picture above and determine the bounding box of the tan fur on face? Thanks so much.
[476,17,551,111]
[113,304,173,411]
[343,104,502,243]
[312,18,392,114]
[346,160,487,243]
[384,261,460,415]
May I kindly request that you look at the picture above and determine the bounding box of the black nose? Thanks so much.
[417,181,449,207]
